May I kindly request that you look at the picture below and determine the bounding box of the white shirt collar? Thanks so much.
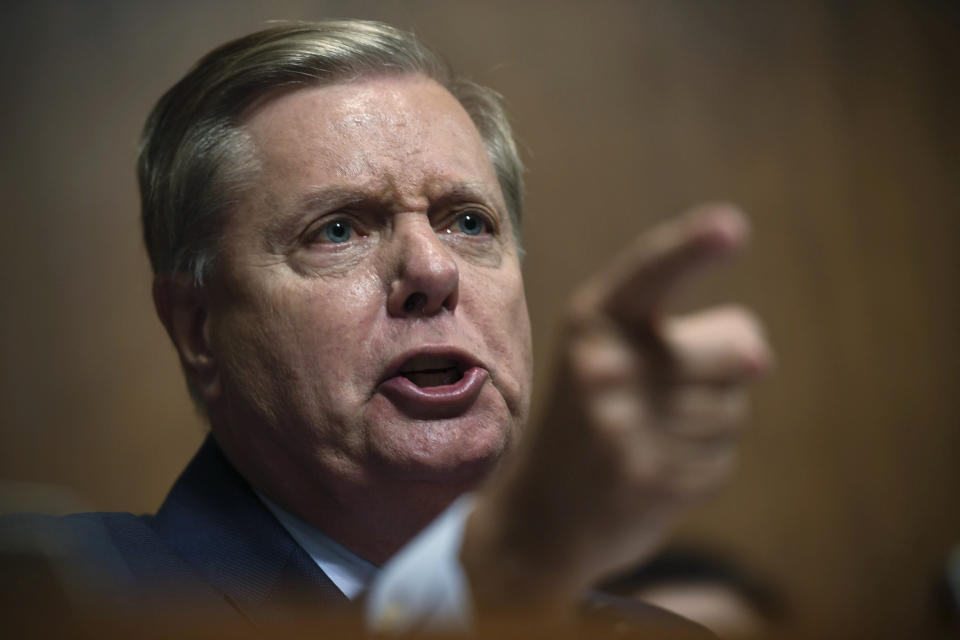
[256,491,378,600]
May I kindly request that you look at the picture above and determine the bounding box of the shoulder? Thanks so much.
[0,510,248,633]
[0,511,211,602]
[0,511,150,565]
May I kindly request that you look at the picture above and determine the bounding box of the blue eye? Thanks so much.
[456,212,487,236]
[324,220,352,243]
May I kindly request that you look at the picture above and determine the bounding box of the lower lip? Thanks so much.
[377,366,489,419]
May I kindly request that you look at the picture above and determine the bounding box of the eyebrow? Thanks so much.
[298,181,499,215]
[260,186,368,253]
[428,182,500,211]
[297,185,372,214]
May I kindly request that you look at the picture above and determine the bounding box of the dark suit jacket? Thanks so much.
[1,437,350,633]
[1,436,710,637]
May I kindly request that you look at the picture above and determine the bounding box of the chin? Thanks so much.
[368,414,514,487]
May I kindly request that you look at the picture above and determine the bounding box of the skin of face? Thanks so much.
[196,74,532,558]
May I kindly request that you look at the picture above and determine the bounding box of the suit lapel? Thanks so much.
[153,436,351,623]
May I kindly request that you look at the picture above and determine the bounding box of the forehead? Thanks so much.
[239,74,500,205]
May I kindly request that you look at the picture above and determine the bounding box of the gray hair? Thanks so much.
[138,19,525,285]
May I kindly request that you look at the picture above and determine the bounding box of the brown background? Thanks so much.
[1,1,957,637]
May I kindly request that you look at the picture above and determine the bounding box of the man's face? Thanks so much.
[203,75,532,496]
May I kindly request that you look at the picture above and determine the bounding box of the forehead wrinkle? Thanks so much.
[324,79,483,177]
[330,121,429,189]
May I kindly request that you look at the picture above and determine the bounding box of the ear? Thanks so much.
[152,274,220,403]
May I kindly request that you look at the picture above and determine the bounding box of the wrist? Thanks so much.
[459,488,584,617]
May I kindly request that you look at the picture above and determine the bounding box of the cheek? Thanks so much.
[507,288,534,411]
[214,270,387,419]
[470,265,533,417]
[283,272,387,396]
[210,305,302,428]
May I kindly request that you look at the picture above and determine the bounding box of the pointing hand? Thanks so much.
[463,204,774,613]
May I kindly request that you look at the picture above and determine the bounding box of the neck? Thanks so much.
[211,429,482,564]
[285,481,470,565]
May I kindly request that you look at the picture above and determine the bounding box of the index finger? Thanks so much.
[575,204,750,327]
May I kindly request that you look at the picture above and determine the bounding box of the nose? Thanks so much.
[386,218,460,317]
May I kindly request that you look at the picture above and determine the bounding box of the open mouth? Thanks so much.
[377,349,488,419]
[398,355,465,388]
